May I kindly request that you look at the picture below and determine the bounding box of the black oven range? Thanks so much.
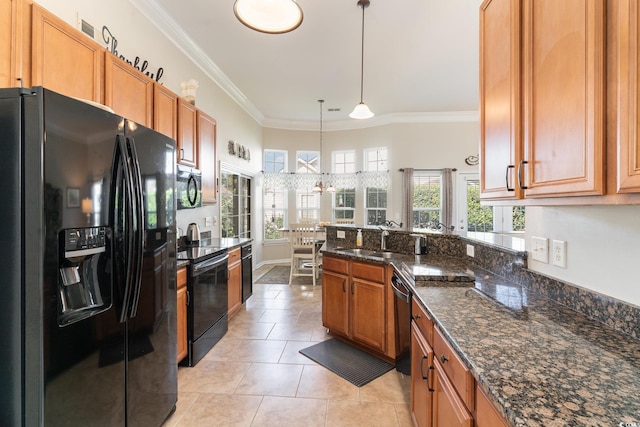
[178,244,229,366]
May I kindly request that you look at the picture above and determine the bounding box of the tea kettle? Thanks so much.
[186,223,201,245]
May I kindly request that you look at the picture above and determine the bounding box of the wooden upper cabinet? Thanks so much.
[198,109,217,204]
[1,0,26,88]
[154,83,178,141]
[31,3,103,102]
[521,0,606,197]
[480,0,606,200]
[617,0,640,193]
[177,97,198,167]
[104,52,153,127]
[479,0,522,201]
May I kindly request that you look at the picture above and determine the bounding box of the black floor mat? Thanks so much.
[299,338,394,387]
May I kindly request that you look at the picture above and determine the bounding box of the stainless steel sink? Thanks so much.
[338,248,394,259]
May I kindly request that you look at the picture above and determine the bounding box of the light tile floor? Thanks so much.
[163,264,413,427]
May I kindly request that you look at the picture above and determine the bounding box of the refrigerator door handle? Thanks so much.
[125,135,145,319]
[110,134,137,324]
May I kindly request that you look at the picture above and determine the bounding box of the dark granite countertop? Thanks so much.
[322,245,640,426]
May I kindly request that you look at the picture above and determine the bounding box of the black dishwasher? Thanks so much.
[391,263,413,375]
[241,243,253,302]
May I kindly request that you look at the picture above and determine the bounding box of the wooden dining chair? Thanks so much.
[288,223,319,286]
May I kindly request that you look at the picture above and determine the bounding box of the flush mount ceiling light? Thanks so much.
[312,100,336,194]
[349,0,374,120]
[233,0,303,34]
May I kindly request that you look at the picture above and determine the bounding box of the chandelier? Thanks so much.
[312,100,335,194]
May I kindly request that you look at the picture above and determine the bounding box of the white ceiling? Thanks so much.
[131,0,482,130]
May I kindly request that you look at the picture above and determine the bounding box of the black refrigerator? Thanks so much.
[0,87,178,426]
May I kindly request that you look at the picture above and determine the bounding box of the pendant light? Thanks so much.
[349,0,374,119]
[312,100,335,194]
[233,0,303,34]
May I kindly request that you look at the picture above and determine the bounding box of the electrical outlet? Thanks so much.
[552,240,567,268]
[531,236,548,263]
[337,230,346,239]
[205,216,213,227]
[466,244,475,257]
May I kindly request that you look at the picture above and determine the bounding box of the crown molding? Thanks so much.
[263,111,479,131]
[128,0,264,124]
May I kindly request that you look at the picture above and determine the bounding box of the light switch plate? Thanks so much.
[531,236,548,263]
[466,244,475,257]
[552,240,567,268]
[205,216,213,227]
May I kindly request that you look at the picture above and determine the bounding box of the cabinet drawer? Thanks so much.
[177,267,187,290]
[411,298,433,346]
[228,247,241,264]
[433,327,475,410]
[323,256,349,274]
[351,261,385,283]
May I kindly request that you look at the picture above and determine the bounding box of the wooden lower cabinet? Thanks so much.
[411,322,433,427]
[227,248,242,317]
[432,360,473,427]
[321,256,388,356]
[176,266,187,363]
[475,384,510,427]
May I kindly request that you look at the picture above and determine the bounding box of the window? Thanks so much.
[413,172,441,229]
[263,150,287,240]
[295,151,320,222]
[220,172,252,239]
[458,174,525,234]
[332,151,356,221]
[364,147,388,225]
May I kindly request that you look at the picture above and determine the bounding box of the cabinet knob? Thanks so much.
[440,355,449,364]
[414,314,421,319]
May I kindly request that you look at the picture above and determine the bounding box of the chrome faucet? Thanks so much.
[380,229,390,251]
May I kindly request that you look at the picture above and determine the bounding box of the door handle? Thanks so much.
[420,355,429,380]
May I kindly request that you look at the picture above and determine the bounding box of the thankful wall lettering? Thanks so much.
[102,26,165,82]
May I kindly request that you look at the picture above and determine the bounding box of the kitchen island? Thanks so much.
[322,242,640,426]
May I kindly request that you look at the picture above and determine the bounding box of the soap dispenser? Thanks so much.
[356,229,363,247]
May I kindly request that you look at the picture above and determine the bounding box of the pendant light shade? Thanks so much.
[349,0,374,119]
[234,0,303,34]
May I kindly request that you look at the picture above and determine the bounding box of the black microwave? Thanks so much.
[176,165,202,209]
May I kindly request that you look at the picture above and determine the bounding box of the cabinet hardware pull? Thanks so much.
[428,366,435,392]
[414,314,421,319]
[420,355,429,380]
[440,355,448,364]
[517,160,529,190]
[180,148,184,160]
[350,281,354,294]
[342,279,346,293]
[186,290,190,306]
[506,165,515,191]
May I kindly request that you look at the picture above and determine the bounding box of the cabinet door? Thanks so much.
[228,261,242,316]
[153,83,178,140]
[521,0,605,197]
[411,322,433,427]
[31,4,103,102]
[480,0,523,200]
[432,361,473,427]
[177,97,198,167]
[104,52,153,127]
[322,270,349,336]
[177,286,187,363]
[198,110,217,204]
[350,279,385,352]
[617,0,640,193]
[177,267,187,363]
[1,0,25,88]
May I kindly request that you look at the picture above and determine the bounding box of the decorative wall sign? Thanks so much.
[102,26,164,82]
[228,140,251,161]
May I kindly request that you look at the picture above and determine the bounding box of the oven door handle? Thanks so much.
[192,253,229,276]
[391,275,411,303]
